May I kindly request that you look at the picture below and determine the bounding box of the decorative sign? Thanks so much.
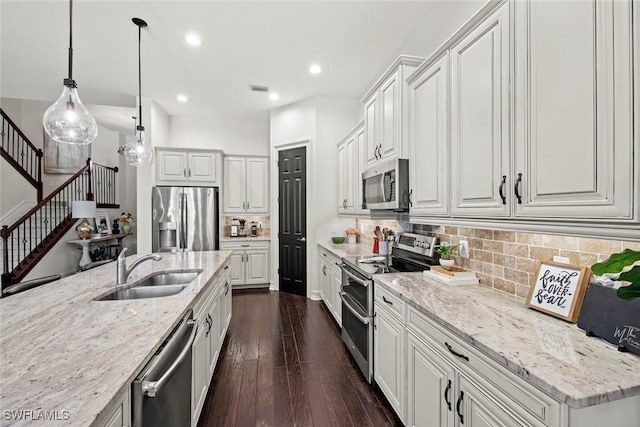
[525,261,591,323]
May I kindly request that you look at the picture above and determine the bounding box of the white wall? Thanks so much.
[270,96,359,298]
[169,115,269,156]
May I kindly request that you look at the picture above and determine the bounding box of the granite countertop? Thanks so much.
[373,272,640,409]
[0,251,232,427]
[317,240,375,258]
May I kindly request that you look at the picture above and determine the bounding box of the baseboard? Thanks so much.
[1,200,36,226]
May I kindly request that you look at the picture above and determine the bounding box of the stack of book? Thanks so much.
[423,265,479,286]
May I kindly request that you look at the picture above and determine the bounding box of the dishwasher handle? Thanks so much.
[142,318,197,398]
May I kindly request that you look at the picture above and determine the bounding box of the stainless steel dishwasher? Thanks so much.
[132,310,196,427]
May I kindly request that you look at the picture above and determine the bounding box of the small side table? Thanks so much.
[68,234,127,269]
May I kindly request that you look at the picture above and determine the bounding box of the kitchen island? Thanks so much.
[0,250,232,427]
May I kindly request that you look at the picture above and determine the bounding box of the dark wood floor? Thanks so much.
[197,289,402,427]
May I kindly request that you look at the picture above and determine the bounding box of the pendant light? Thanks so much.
[43,0,97,145]
[119,17,154,167]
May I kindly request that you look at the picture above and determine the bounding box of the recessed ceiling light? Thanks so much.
[177,94,188,103]
[269,93,279,101]
[185,33,202,46]
[309,63,322,74]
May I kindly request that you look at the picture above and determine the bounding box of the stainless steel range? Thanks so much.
[339,232,438,382]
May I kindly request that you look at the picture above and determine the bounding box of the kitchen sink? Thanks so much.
[96,270,203,301]
[98,284,187,301]
[135,270,202,287]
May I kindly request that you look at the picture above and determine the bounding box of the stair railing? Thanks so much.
[1,159,119,290]
[0,108,43,202]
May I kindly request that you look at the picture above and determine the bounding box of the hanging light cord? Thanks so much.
[66,0,75,87]
[137,20,144,131]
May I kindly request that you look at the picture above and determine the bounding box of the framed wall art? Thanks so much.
[95,211,111,235]
[43,129,90,174]
[525,261,591,323]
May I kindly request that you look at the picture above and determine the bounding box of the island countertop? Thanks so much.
[0,250,232,427]
[373,272,640,409]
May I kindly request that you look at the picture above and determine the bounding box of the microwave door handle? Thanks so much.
[142,319,197,397]
[380,175,386,203]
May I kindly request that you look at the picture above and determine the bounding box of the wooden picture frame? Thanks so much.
[525,261,591,323]
[95,211,111,235]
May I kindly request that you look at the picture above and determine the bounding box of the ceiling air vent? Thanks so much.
[250,85,269,93]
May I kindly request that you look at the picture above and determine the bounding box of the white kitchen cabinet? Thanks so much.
[362,55,424,170]
[512,0,634,221]
[407,52,450,216]
[217,266,232,344]
[97,387,130,427]
[192,286,217,426]
[373,285,406,422]
[156,148,222,186]
[450,2,510,217]
[406,331,455,427]
[337,121,365,215]
[223,156,269,214]
[318,246,342,326]
[220,240,269,288]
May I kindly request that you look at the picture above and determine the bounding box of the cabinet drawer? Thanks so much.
[406,306,559,426]
[374,284,404,320]
[318,248,342,274]
[220,240,269,250]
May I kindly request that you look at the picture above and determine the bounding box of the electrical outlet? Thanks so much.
[459,240,469,258]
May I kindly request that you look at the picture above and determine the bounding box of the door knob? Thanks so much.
[297,237,306,242]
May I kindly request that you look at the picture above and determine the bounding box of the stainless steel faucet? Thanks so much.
[116,248,162,285]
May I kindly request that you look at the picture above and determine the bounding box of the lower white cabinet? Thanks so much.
[221,240,270,288]
[318,246,342,326]
[374,304,405,422]
[97,387,131,427]
[192,265,233,426]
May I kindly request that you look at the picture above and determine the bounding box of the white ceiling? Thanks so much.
[1,1,451,127]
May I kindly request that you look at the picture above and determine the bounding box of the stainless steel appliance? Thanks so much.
[152,186,219,252]
[132,310,196,427]
[362,158,410,211]
[340,233,438,382]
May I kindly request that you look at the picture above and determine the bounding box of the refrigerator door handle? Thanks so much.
[183,196,188,250]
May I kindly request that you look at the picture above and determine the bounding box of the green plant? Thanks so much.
[434,242,460,260]
[591,248,640,300]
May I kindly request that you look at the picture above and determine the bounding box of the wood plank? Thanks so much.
[255,337,276,426]
[235,359,258,427]
[282,331,313,426]
[273,365,293,427]
[300,361,335,427]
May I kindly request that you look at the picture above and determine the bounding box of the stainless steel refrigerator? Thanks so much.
[152,186,219,252]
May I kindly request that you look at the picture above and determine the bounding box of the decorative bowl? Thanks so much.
[331,236,346,244]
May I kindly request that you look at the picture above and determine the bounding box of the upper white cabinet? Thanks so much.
[223,156,269,214]
[337,121,366,214]
[450,2,511,217]
[407,53,450,216]
[156,148,222,186]
[362,56,425,170]
[513,0,634,221]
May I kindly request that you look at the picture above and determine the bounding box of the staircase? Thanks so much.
[1,108,119,292]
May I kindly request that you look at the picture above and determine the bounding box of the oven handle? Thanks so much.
[341,264,369,287]
[339,291,370,325]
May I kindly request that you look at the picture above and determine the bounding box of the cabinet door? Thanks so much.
[207,297,220,376]
[513,0,633,220]
[246,157,269,213]
[157,150,188,182]
[379,70,401,162]
[364,92,380,168]
[457,375,523,427]
[245,249,269,284]
[355,125,366,212]
[330,267,342,327]
[223,157,246,213]
[218,273,232,343]
[407,332,455,427]
[450,3,510,217]
[188,152,218,183]
[319,260,332,313]
[374,306,405,421]
[408,53,450,216]
[337,142,348,213]
[228,251,244,285]
[192,322,208,425]
[345,136,357,211]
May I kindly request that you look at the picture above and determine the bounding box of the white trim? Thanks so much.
[270,140,312,294]
[0,200,37,226]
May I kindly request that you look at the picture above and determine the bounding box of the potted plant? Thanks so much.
[434,242,460,267]
[591,248,640,300]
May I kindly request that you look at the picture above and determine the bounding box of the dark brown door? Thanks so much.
[278,147,307,296]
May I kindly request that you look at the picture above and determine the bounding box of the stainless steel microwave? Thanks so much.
[362,158,409,211]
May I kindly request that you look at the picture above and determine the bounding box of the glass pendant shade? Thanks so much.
[122,127,154,167]
[43,81,98,145]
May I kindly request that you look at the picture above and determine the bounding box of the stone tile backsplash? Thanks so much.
[355,218,640,298]
[223,215,270,238]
